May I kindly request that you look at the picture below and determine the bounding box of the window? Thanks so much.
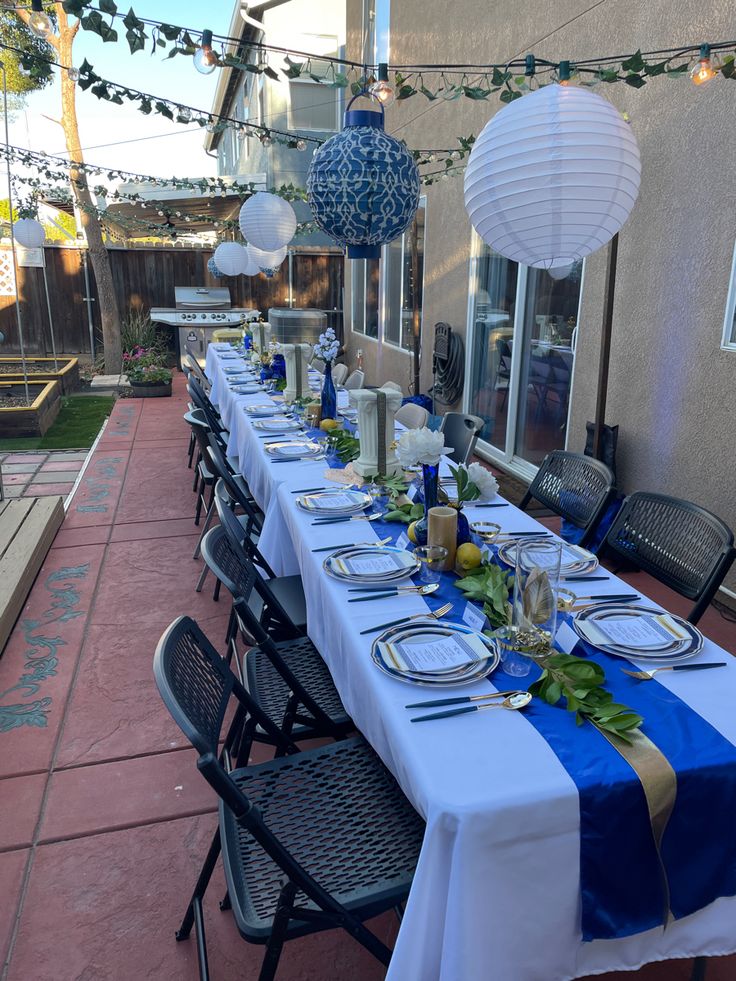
[721,241,736,350]
[382,205,425,351]
[287,36,340,133]
[351,259,379,338]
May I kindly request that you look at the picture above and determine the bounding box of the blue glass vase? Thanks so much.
[455,507,472,546]
[413,463,439,546]
[271,353,286,380]
[321,361,337,420]
[260,366,273,384]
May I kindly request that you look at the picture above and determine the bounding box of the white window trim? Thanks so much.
[721,241,736,351]
[379,198,426,353]
[287,77,340,133]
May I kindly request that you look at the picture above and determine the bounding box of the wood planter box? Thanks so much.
[0,380,62,437]
[0,357,80,394]
[130,380,172,398]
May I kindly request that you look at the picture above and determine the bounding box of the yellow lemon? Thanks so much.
[320,418,340,432]
[456,542,482,571]
[407,521,418,544]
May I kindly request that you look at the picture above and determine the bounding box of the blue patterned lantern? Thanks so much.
[306,95,420,259]
[207,256,222,278]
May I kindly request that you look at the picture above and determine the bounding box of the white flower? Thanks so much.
[250,352,261,366]
[313,327,339,363]
[397,427,446,468]
[466,462,499,501]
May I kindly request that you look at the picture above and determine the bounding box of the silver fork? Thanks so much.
[621,663,727,681]
[359,603,453,635]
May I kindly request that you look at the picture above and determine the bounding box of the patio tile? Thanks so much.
[3,473,31,485]
[38,461,84,473]
[113,443,197,523]
[0,544,106,780]
[1,463,40,474]
[2,454,45,464]
[40,749,215,843]
[62,449,130,529]
[109,515,204,543]
[0,772,46,850]
[23,482,74,497]
[55,613,231,768]
[45,452,90,463]
[0,848,28,967]
[50,525,111,550]
[7,814,396,981]
[27,471,79,485]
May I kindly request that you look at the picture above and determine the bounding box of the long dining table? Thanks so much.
[205,344,736,981]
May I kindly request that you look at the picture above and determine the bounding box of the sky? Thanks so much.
[8,1,236,181]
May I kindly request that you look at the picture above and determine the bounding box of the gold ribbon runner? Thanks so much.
[596,726,677,928]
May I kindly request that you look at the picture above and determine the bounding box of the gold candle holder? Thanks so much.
[428,506,457,571]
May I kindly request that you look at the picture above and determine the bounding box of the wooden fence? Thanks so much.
[0,245,344,357]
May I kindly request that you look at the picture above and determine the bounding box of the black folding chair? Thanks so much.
[154,616,424,981]
[602,492,735,624]
[519,450,615,548]
[214,491,307,638]
[440,412,484,464]
[201,525,351,753]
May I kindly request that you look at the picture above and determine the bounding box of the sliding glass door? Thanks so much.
[466,236,583,474]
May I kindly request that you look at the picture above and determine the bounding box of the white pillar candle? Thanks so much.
[254,321,271,352]
[350,386,403,476]
[281,343,312,403]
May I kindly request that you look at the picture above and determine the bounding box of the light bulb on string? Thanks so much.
[558,61,572,86]
[29,0,52,39]
[257,49,268,72]
[260,132,273,147]
[193,29,218,75]
[67,66,80,82]
[369,63,395,106]
[691,44,717,85]
[177,107,192,123]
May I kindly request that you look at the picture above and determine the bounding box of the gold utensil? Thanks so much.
[410,691,532,722]
[359,603,453,636]
[557,588,640,611]
[621,663,727,681]
[312,536,391,554]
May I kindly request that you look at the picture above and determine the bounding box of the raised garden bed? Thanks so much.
[0,380,62,437]
[0,357,80,395]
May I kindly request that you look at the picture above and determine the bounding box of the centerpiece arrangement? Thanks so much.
[312,327,340,420]
[251,340,283,385]
[443,462,500,544]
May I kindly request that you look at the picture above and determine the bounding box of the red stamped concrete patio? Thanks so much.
[0,376,734,981]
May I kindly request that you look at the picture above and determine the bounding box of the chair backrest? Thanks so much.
[603,492,735,620]
[439,412,484,464]
[395,402,429,429]
[331,363,348,386]
[522,450,615,541]
[344,369,365,391]
[213,478,272,576]
[201,527,332,726]
[188,378,222,435]
[207,438,263,538]
[382,381,402,393]
[154,616,294,758]
[186,354,209,390]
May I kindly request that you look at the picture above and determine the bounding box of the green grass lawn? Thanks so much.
[0,395,115,451]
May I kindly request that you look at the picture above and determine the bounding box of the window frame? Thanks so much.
[379,198,426,353]
[721,240,736,351]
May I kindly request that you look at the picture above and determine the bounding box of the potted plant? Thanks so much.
[123,347,173,397]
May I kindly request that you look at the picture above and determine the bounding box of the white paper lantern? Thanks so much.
[14,218,45,248]
[213,242,248,276]
[239,192,297,252]
[464,85,641,268]
[247,243,287,278]
[242,255,261,276]
[548,263,574,280]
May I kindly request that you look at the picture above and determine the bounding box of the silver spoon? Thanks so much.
[411,691,532,722]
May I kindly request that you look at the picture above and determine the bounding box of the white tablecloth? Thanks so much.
[205,344,736,981]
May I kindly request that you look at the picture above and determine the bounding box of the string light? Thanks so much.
[67,66,80,82]
[558,60,572,85]
[28,0,52,40]
[369,63,395,106]
[690,43,717,85]
[296,139,307,151]
[193,29,218,75]
[260,132,273,147]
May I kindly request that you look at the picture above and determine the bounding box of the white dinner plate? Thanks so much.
[244,403,282,417]
[324,545,419,583]
[497,539,598,576]
[371,621,500,686]
[573,604,703,661]
[296,490,371,515]
[264,440,322,460]
[252,417,303,432]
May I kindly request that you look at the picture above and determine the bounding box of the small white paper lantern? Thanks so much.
[548,263,574,280]
[242,255,261,276]
[14,218,45,248]
[239,192,297,252]
[213,242,248,276]
[247,243,287,278]
[464,85,641,268]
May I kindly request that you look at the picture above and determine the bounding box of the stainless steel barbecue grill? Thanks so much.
[150,287,259,368]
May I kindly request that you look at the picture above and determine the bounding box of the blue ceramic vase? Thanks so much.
[321,361,337,420]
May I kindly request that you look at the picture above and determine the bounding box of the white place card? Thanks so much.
[395,531,410,550]
[338,553,407,576]
[555,621,580,654]
[306,493,358,510]
[578,614,688,650]
[462,602,488,632]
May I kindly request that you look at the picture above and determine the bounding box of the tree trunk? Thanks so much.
[56,7,121,373]
[7,2,123,372]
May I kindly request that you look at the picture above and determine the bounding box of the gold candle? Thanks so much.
[428,506,457,571]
